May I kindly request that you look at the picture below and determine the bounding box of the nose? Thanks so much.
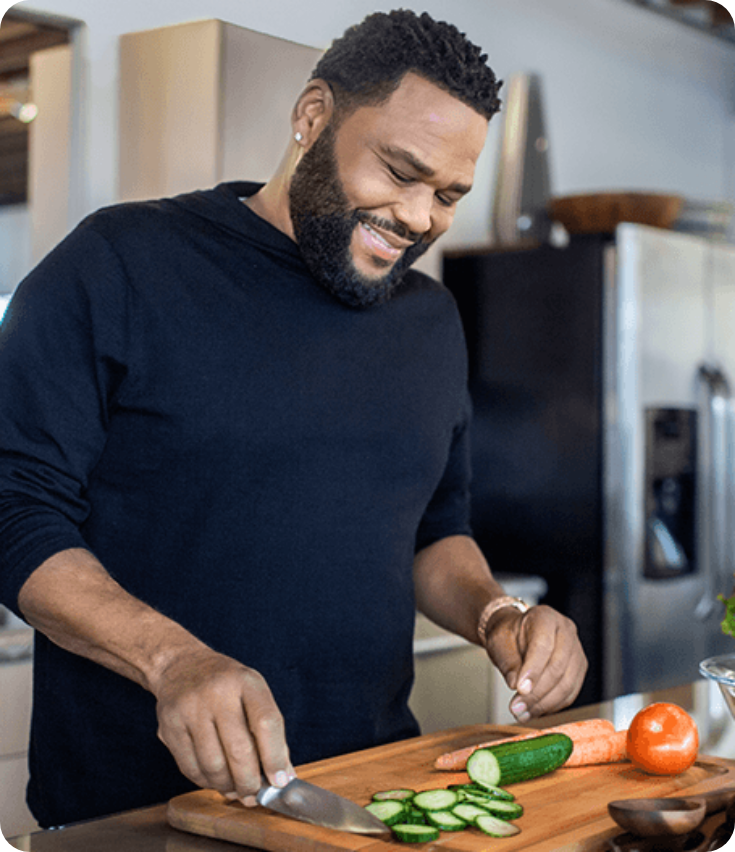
[393,186,435,238]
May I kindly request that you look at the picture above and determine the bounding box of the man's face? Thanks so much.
[289,73,488,308]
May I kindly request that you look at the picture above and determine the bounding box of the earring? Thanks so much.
[294,132,303,143]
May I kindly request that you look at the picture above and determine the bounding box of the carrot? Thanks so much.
[434,719,626,770]
[563,728,628,767]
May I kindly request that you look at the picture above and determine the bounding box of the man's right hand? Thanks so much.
[17,548,295,805]
[152,647,295,803]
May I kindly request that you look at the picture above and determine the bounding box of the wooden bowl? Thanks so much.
[548,192,684,235]
[608,797,706,837]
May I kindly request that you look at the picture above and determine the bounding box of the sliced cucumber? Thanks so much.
[372,788,416,802]
[448,782,515,802]
[412,789,459,812]
[403,807,428,825]
[475,814,521,837]
[391,824,440,843]
[466,733,573,787]
[483,799,524,820]
[370,780,525,843]
[463,789,515,806]
[425,810,468,832]
[451,803,492,823]
[364,800,406,825]
[446,785,472,802]
[461,792,495,807]
[473,783,516,801]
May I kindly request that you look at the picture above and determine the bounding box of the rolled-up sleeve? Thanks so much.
[0,223,130,614]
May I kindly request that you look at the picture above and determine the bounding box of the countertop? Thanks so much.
[6,678,735,851]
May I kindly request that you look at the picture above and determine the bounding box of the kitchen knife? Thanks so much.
[256,776,391,836]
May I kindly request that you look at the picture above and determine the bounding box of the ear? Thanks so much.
[292,79,335,148]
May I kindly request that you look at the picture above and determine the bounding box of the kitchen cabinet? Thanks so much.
[118,20,322,202]
[0,11,71,207]
[0,617,35,839]
[410,575,547,733]
[28,43,74,266]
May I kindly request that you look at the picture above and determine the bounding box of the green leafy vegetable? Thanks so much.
[718,589,735,637]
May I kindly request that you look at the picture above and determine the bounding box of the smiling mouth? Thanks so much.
[363,222,398,249]
[358,219,417,265]
[357,223,402,269]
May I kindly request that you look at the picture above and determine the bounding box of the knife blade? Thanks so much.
[256,776,391,836]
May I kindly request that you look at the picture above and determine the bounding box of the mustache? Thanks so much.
[356,212,425,245]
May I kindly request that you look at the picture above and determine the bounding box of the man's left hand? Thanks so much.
[483,605,588,722]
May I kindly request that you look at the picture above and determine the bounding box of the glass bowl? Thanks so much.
[700,654,735,718]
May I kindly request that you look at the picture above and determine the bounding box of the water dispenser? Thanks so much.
[644,408,697,579]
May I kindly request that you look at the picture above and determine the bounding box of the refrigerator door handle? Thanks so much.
[695,364,734,620]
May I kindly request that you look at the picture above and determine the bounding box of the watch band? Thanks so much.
[477,595,530,646]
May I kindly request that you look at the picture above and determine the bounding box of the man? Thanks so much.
[0,10,587,829]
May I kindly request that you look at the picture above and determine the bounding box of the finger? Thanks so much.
[527,647,588,716]
[188,717,238,793]
[506,610,566,721]
[215,708,262,798]
[483,611,526,691]
[241,672,294,788]
[525,661,586,717]
[488,643,523,692]
[511,609,558,695]
[157,722,217,791]
[515,619,587,716]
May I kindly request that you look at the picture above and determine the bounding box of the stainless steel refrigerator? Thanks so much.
[443,224,735,704]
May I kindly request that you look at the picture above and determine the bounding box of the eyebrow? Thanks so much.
[380,144,473,196]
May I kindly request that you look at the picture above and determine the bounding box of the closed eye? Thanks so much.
[388,165,414,185]
[435,193,457,208]
[383,153,465,211]
[388,164,456,207]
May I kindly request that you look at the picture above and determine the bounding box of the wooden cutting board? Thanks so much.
[166,723,735,852]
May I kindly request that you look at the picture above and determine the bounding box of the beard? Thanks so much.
[288,125,432,308]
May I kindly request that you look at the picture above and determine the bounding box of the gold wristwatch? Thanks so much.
[477,596,530,645]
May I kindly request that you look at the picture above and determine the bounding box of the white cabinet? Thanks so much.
[410,615,492,735]
[0,752,33,840]
[28,44,75,266]
[118,20,322,202]
[410,575,547,733]
[0,649,36,839]
[0,657,32,755]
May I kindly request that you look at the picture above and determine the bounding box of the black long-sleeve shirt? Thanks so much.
[0,182,472,827]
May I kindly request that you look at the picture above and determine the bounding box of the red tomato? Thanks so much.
[626,702,699,775]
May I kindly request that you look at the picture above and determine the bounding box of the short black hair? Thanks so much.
[310,9,502,122]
